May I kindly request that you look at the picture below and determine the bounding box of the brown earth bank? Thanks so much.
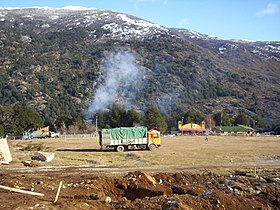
[0,168,279,210]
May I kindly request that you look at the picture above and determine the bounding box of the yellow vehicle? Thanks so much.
[147,129,161,148]
[99,126,160,152]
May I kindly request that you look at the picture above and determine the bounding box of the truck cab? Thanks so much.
[147,130,161,146]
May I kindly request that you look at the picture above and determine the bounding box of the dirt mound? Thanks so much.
[0,169,279,209]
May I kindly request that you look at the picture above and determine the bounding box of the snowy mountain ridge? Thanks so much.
[1,7,279,49]
[1,7,279,62]
[0,7,169,40]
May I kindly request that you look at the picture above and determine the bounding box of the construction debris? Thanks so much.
[54,181,63,203]
[0,169,279,209]
[32,151,55,162]
[0,138,12,164]
[0,184,44,197]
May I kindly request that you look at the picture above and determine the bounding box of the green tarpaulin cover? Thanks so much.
[102,126,147,140]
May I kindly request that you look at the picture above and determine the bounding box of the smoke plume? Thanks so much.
[87,50,145,118]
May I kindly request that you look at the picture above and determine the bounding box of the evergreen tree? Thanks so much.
[96,111,107,129]
[234,112,250,126]
[213,111,232,126]
[56,116,73,130]
[125,109,142,126]
[13,104,43,135]
[108,105,127,128]
[165,112,181,131]
[182,109,204,124]
[105,105,142,128]
[73,116,87,132]
[0,106,14,137]
[0,105,43,136]
[145,105,167,133]
[254,115,265,128]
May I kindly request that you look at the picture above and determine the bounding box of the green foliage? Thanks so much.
[0,105,43,136]
[107,105,127,128]
[144,105,167,133]
[0,105,16,136]
[13,104,43,134]
[56,116,73,129]
[95,111,107,129]
[126,109,142,126]
[165,112,181,131]
[97,105,142,129]
[254,115,266,128]
[213,112,232,126]
[0,10,279,128]
[0,124,4,137]
[182,109,204,124]
[74,116,87,132]
[234,112,250,126]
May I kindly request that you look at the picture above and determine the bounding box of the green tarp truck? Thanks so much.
[99,126,160,152]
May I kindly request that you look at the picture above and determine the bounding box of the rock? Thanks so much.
[226,185,233,192]
[32,151,55,162]
[235,170,247,176]
[105,196,111,204]
[227,182,246,191]
[143,172,157,186]
[21,160,39,167]
[254,185,262,191]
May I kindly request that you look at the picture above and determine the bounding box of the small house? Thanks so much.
[215,125,255,136]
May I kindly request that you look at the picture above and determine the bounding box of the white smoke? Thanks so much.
[87,50,145,118]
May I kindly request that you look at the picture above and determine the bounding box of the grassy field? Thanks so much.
[4,135,280,173]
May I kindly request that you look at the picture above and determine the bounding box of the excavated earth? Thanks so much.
[0,168,279,210]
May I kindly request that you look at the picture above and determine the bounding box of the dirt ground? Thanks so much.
[1,135,280,209]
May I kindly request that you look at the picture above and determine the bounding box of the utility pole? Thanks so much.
[220,111,223,132]
[181,117,184,136]
[95,115,98,135]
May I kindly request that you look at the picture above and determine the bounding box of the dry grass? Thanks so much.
[5,135,280,170]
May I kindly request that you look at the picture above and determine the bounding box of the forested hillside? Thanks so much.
[0,8,279,128]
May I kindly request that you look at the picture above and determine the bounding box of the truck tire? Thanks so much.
[148,143,156,151]
[116,145,125,152]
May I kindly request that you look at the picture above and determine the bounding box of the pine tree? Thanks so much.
[234,112,250,126]
[145,105,167,133]
[213,111,232,126]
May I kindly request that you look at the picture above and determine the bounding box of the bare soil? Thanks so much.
[1,135,280,209]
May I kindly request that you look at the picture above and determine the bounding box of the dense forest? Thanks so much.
[1,103,276,138]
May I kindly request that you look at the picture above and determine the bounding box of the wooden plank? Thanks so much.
[0,184,44,196]
[53,181,63,203]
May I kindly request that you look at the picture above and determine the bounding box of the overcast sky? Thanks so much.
[1,0,280,41]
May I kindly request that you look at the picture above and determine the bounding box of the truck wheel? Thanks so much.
[116,145,125,152]
[148,143,156,151]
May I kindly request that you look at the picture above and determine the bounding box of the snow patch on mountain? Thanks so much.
[98,13,169,39]
[0,7,169,39]
[252,43,280,61]
[62,6,97,11]
[218,43,239,54]
[117,14,167,31]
